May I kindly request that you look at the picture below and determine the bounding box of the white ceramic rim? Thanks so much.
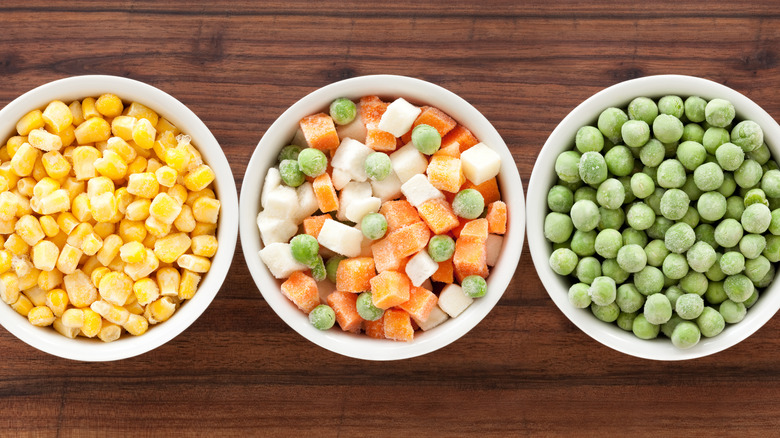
[0,75,238,361]
[239,74,525,361]
[528,74,780,361]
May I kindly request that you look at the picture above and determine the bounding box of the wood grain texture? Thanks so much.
[2,1,780,436]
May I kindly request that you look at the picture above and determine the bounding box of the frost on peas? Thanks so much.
[705,281,728,305]
[734,159,763,188]
[676,141,706,171]
[697,307,725,337]
[578,151,608,185]
[616,244,647,273]
[356,292,384,321]
[686,241,717,273]
[719,299,746,323]
[630,173,655,199]
[364,152,392,181]
[617,312,637,331]
[717,173,737,197]
[634,265,664,296]
[745,255,771,283]
[714,218,744,248]
[555,150,582,183]
[604,146,634,177]
[589,276,616,306]
[576,256,602,284]
[568,283,592,308]
[744,188,770,208]
[621,120,650,148]
[616,284,645,313]
[452,189,485,220]
[297,148,328,177]
[725,196,746,221]
[695,224,718,249]
[705,98,736,128]
[653,114,684,144]
[632,313,660,339]
[703,127,731,154]
[574,186,597,203]
[278,145,302,162]
[591,302,620,323]
[679,206,700,229]
[741,203,771,234]
[575,126,605,153]
[329,98,357,125]
[594,229,622,259]
[693,162,724,192]
[626,203,656,231]
[765,235,780,262]
[628,97,659,125]
[411,124,441,155]
[598,206,625,230]
[697,191,727,222]
[602,258,629,283]
[622,228,648,247]
[660,314,684,338]
[706,254,727,282]
[676,293,704,320]
[639,139,665,167]
[749,144,772,165]
[761,169,780,198]
[597,107,628,144]
[643,293,672,325]
[462,275,487,298]
[665,222,695,254]
[361,212,388,240]
[739,234,766,260]
[671,321,701,349]
[724,274,754,303]
[662,253,689,280]
[644,239,669,267]
[730,120,763,153]
[684,96,707,123]
[570,199,600,231]
[659,189,690,220]
[309,305,336,330]
[549,248,579,275]
[547,185,574,213]
[682,123,705,143]
[656,159,686,188]
[279,159,305,187]
[596,178,625,209]
[658,95,685,118]
[571,230,597,256]
[428,235,456,262]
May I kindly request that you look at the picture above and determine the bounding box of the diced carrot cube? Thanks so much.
[383,308,414,342]
[365,128,397,152]
[432,259,454,283]
[427,155,465,193]
[299,113,339,151]
[451,219,466,239]
[364,316,385,339]
[399,286,438,322]
[486,201,507,235]
[433,142,461,158]
[441,124,479,153]
[462,177,501,205]
[369,270,411,309]
[400,106,457,144]
[371,238,407,273]
[312,173,339,212]
[460,218,488,242]
[453,236,488,282]
[327,291,363,333]
[386,221,431,259]
[380,200,421,232]
[336,257,376,293]
[359,96,388,128]
[417,198,459,235]
[280,271,320,313]
[303,213,332,239]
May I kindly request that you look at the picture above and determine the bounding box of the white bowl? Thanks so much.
[240,75,525,361]
[0,75,238,361]
[528,74,780,361]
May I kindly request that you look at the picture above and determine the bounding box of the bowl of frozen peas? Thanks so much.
[0,75,238,361]
[239,75,525,360]
[528,74,780,360]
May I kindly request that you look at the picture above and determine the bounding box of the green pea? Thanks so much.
[429,235,456,263]
[634,266,664,296]
[628,97,659,125]
[462,275,487,298]
[279,159,305,187]
[697,307,725,337]
[591,301,620,323]
[411,124,441,155]
[616,284,645,313]
[671,321,701,349]
[325,256,346,283]
[656,159,686,188]
[278,145,302,162]
[665,222,695,254]
[719,299,746,323]
[575,126,604,153]
[356,292,384,321]
[602,258,629,283]
[639,139,665,167]
[676,141,706,171]
[309,304,336,330]
[290,234,319,266]
[604,146,634,177]
[703,127,730,154]
[617,312,637,331]
[364,152,392,181]
[705,98,735,128]
[704,281,728,305]
[658,95,685,118]
[596,178,625,209]
[653,114,684,144]
[544,212,573,244]
[329,98,357,125]
[693,162,724,192]
[632,313,660,339]
[568,283,592,308]
[715,142,744,171]
[578,151,608,185]
[547,185,574,213]
[730,120,763,152]
[597,107,628,144]
[621,120,650,148]
[684,96,707,122]
[310,255,326,282]
[555,151,582,183]
[643,293,672,324]
[298,148,328,177]
[452,189,485,220]
[361,213,388,240]
[576,257,602,284]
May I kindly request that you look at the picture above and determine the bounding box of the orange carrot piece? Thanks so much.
[441,124,478,153]
[280,271,320,313]
[462,177,501,205]
[299,113,339,151]
[427,155,465,193]
[486,201,507,235]
[336,257,376,293]
[386,221,431,259]
[303,213,332,239]
[399,286,438,322]
[400,106,458,144]
[359,96,388,128]
[327,291,363,333]
[460,218,488,242]
[431,259,454,284]
[369,270,411,309]
[364,316,385,339]
[433,142,461,158]
[453,236,488,282]
[417,198,460,235]
[380,200,421,232]
[365,128,397,152]
[383,308,414,342]
[312,173,339,213]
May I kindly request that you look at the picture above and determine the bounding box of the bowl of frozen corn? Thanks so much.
[0,75,238,361]
[528,74,780,360]
[239,74,524,360]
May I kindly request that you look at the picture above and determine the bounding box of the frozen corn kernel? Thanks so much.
[66,222,93,248]
[152,232,191,264]
[176,254,211,273]
[125,199,150,221]
[37,268,63,291]
[191,234,218,257]
[80,308,101,337]
[123,313,148,336]
[81,97,99,120]
[126,156,147,176]
[56,244,82,275]
[31,240,59,271]
[147,296,176,324]
[124,294,144,315]
[97,320,120,342]
[10,294,33,317]
[61,178,85,202]
[0,272,20,304]
[146,157,163,173]
[51,124,76,148]
[33,177,59,199]
[98,271,133,306]
[124,249,158,281]
[89,192,117,223]
[11,143,40,177]
[72,146,101,181]
[61,308,84,328]
[132,118,156,151]
[183,165,215,192]
[173,205,196,233]
[126,172,159,198]
[133,277,160,305]
[95,94,123,117]
[96,234,122,266]
[192,197,220,224]
[0,192,18,221]
[119,219,147,243]
[68,101,85,125]
[142,233,157,249]
[80,255,102,277]
[90,266,110,288]
[5,233,29,255]
[87,177,115,199]
[149,192,182,225]
[80,233,103,256]
[120,241,146,264]
[94,150,128,181]
[167,184,188,206]
[17,178,35,198]
[178,270,201,300]
[145,215,171,238]
[90,300,129,325]
[17,110,45,136]
[45,288,69,317]
[57,212,79,234]
[18,268,37,292]
[15,215,44,246]
[92,222,115,240]
[0,162,20,189]
[28,128,62,152]
[53,317,80,338]
[42,101,74,133]
[70,193,91,221]
[24,286,46,307]
[38,215,59,237]
[125,102,159,126]
[190,222,216,237]
[155,166,177,188]
[31,155,48,181]
[74,117,111,144]
[49,231,68,249]
[0,250,12,275]
[12,255,32,278]
[28,305,55,327]
[155,267,180,297]
[156,117,179,136]
[163,145,193,173]
[111,116,136,141]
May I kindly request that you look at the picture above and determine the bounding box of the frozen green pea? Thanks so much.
[681,175,703,201]
[615,284,645,313]
[602,259,629,283]
[643,293,672,324]
[596,178,625,210]
[411,124,441,155]
[329,98,357,125]
[671,321,701,349]
[364,152,392,181]
[643,165,659,184]
[659,189,690,220]
[653,114,684,144]
[764,235,780,262]
[644,239,669,267]
[547,185,574,213]
[570,200,600,231]
[662,140,679,158]
[621,120,650,148]
[662,253,689,280]
[639,139,665,168]
[749,143,772,165]
[361,213,388,240]
[706,253,727,282]
[705,98,735,128]
[571,230,597,256]
[731,120,764,152]
[677,141,706,171]
[557,178,582,192]
[604,146,634,177]
[740,234,767,259]
[589,276,616,306]
[770,209,780,235]
[310,256,326,282]
[618,176,636,203]
[717,173,737,197]
[622,228,648,247]
[676,293,704,320]
[278,145,302,162]
[663,274,678,288]
[680,271,708,296]
[714,142,744,172]
[745,255,771,283]
[741,203,771,234]
[715,217,745,249]
[743,188,768,207]
[597,107,628,144]
[428,235,456,262]
[630,173,655,199]
[290,234,320,266]
[665,285,685,309]
[576,257,602,284]
[632,313,660,339]
[755,265,776,288]
[665,222,695,254]
[725,196,745,221]
[568,283,592,308]
[734,159,763,188]
[462,275,487,298]
[297,148,328,177]
[617,311,637,331]
[695,224,718,249]
[656,159,686,189]
[643,187,664,217]
[325,255,346,283]
[687,241,717,273]
[679,207,700,229]
[724,274,754,303]
[574,186,597,203]
[684,96,707,123]
[697,307,725,337]
[658,95,684,118]
[744,290,760,309]
[617,244,647,273]
[575,126,605,153]
[598,206,625,230]
[626,203,656,230]
[634,266,664,296]
[594,229,622,259]
[682,123,705,143]
[578,151,608,185]
[356,292,384,321]
[309,304,336,330]
[761,170,780,198]
[703,127,730,155]
[705,281,728,305]
[697,191,727,222]
[628,97,659,125]
[692,162,724,192]
[555,151,582,183]
[719,299,746,323]
[453,189,485,220]
[660,314,684,338]
[279,159,305,187]
[591,301,620,323]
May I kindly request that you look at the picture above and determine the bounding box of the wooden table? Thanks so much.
[2,1,780,436]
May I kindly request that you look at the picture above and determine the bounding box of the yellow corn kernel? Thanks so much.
[50,124,76,149]
[183,165,216,192]
[28,305,55,327]
[192,197,220,224]
[0,250,11,274]
[97,320,120,342]
[80,232,103,256]
[0,192,18,222]
[89,192,117,223]
[14,195,32,219]
[80,308,101,338]
[156,267,180,297]
[53,317,80,338]
[133,277,160,306]
[156,117,179,136]
[28,128,63,152]
[0,176,8,193]
[87,176,114,199]
[0,219,18,236]
[0,162,20,189]
[118,219,147,243]
[17,177,36,198]
[98,271,133,306]
[41,100,74,133]
[132,118,156,150]
[119,241,146,264]
[107,256,126,274]
[15,215,44,246]
[56,212,79,235]
[74,117,111,145]
[81,97,99,120]
[127,156,147,176]
[96,234,122,266]
[94,150,127,181]
[106,136,137,163]
[5,233,29,256]
[37,216,58,239]
[79,256,100,279]
[0,271,20,304]
[153,130,176,157]
[37,268,63,291]
[72,146,101,181]
[11,254,32,278]
[177,254,211,273]
[146,296,175,324]
[163,145,192,173]
[18,268,38,291]
[16,110,45,136]
[10,143,40,177]
[37,189,70,216]
[61,178,85,201]
[67,222,93,248]
[153,233,191,264]
[131,140,152,159]
[90,266,110,287]
[126,172,159,198]
[124,249,158,281]
[185,188,215,206]
[191,234,218,258]
[49,231,68,250]
[69,101,85,126]
[31,240,59,271]
[70,193,92,222]
[11,294,33,317]
[178,270,201,300]
[7,135,26,157]
[125,198,150,222]
[142,233,157,249]
[90,300,129,325]
[149,192,182,225]
[167,184,188,206]
[155,166,178,188]
[144,215,171,238]
[45,288,69,317]
[63,269,97,308]
[92,222,115,240]
[172,204,196,233]
[191,222,217,237]
[123,313,148,336]
[125,102,159,126]
[56,243,83,274]
[33,177,60,199]
[61,308,84,329]
[111,116,136,141]
[95,93,123,117]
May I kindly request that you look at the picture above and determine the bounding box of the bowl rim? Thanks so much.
[528,74,780,361]
[239,74,525,361]
[0,74,238,361]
